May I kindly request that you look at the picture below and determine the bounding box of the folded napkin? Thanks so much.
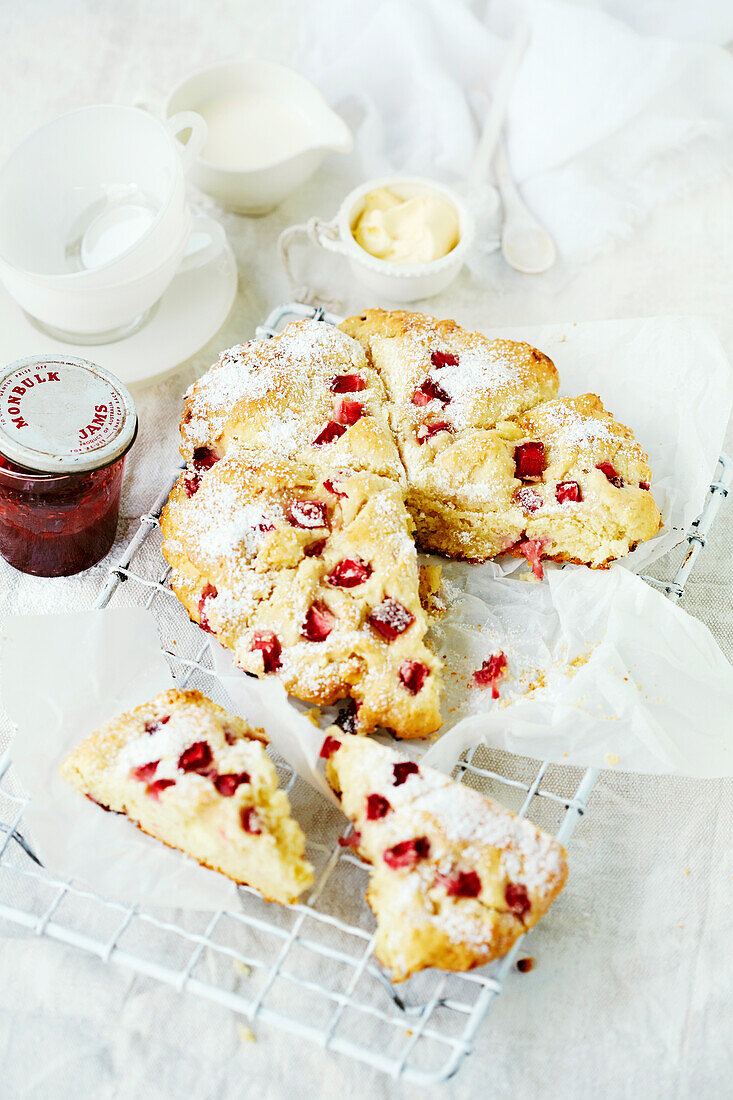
[294,0,733,272]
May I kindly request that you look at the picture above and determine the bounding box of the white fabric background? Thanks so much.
[1,1,732,1097]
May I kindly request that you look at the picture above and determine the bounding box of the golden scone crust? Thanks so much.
[322,732,568,981]
[60,689,313,904]
[160,460,442,739]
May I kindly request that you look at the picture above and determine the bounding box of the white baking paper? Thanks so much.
[1,608,238,910]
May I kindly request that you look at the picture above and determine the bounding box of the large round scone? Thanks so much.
[180,318,403,483]
[160,457,442,739]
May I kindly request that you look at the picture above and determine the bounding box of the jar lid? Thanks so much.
[0,355,137,474]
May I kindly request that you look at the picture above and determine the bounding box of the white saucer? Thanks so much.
[0,241,238,388]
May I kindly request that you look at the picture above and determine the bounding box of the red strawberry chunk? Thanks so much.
[252,630,282,673]
[184,470,201,497]
[473,652,508,699]
[383,837,431,870]
[198,584,218,634]
[338,830,362,849]
[412,378,451,406]
[146,778,176,800]
[398,660,429,695]
[288,500,328,529]
[327,557,373,588]
[329,374,366,393]
[639,480,650,491]
[435,870,482,898]
[514,486,543,513]
[431,350,459,368]
[393,761,419,786]
[178,741,213,773]
[555,480,582,504]
[323,476,347,499]
[505,881,531,917]
[368,599,414,641]
[240,806,262,834]
[514,441,545,479]
[144,715,170,735]
[302,602,336,642]
[192,446,218,470]
[333,398,364,426]
[366,794,392,820]
[596,462,624,488]
[416,421,452,444]
[312,420,347,446]
[516,537,548,580]
[320,734,342,759]
[214,772,250,797]
[131,760,159,782]
[303,538,327,558]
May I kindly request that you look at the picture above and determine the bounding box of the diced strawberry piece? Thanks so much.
[435,870,482,898]
[416,421,452,444]
[411,378,451,406]
[333,398,364,426]
[556,481,581,504]
[323,475,347,499]
[505,881,531,917]
[223,726,237,746]
[383,837,431,870]
[514,441,545,479]
[304,538,327,558]
[514,486,543,513]
[596,462,624,488]
[366,794,392,820]
[214,772,250,797]
[368,599,414,641]
[639,480,650,491]
[329,374,366,393]
[320,734,342,759]
[312,420,347,446]
[240,806,262,834]
[184,471,201,497]
[473,652,508,699]
[198,584,218,634]
[431,350,459,368]
[146,778,176,800]
[392,761,419,786]
[144,715,170,735]
[338,831,362,848]
[178,741,213,773]
[327,557,373,588]
[131,760,159,782]
[302,602,335,642]
[335,699,359,736]
[252,630,282,673]
[287,500,328,529]
[398,660,429,695]
[516,537,548,580]
[192,446,218,470]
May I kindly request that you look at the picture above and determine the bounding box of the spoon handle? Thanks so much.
[468,23,529,192]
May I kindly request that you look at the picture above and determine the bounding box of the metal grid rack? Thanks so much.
[0,303,730,1083]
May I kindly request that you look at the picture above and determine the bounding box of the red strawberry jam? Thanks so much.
[514,441,545,479]
[327,557,372,588]
[333,398,364,426]
[302,602,335,642]
[412,378,451,406]
[288,500,328,529]
[366,793,392,820]
[320,735,342,759]
[240,806,262,834]
[383,837,430,869]
[214,772,250,797]
[368,599,414,640]
[473,653,508,699]
[312,421,347,446]
[398,660,429,695]
[329,374,366,393]
[596,462,624,488]
[131,761,159,782]
[198,584,218,633]
[514,486,543,513]
[556,481,581,504]
[435,870,482,898]
[393,761,419,786]
[431,350,459,368]
[252,630,282,673]
[416,421,452,444]
[178,741,213,773]
[505,881,531,917]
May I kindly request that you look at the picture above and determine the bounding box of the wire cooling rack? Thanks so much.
[0,303,730,1083]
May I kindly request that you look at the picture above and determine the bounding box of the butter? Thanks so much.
[352,187,460,265]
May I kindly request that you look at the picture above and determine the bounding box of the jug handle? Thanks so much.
[167,111,208,171]
[278,218,347,310]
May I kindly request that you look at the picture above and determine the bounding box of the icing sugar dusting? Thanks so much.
[541,402,613,447]
[197,480,285,561]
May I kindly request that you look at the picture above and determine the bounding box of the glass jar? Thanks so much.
[0,355,137,577]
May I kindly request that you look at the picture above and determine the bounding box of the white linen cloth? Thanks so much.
[0,2,732,1097]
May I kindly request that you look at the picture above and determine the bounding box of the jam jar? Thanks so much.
[0,355,137,576]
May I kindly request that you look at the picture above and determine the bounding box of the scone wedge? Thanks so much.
[160,457,442,738]
[322,731,568,981]
[60,689,313,904]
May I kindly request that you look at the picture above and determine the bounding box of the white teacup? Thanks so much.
[0,105,226,341]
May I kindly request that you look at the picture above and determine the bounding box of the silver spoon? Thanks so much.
[494,140,556,274]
